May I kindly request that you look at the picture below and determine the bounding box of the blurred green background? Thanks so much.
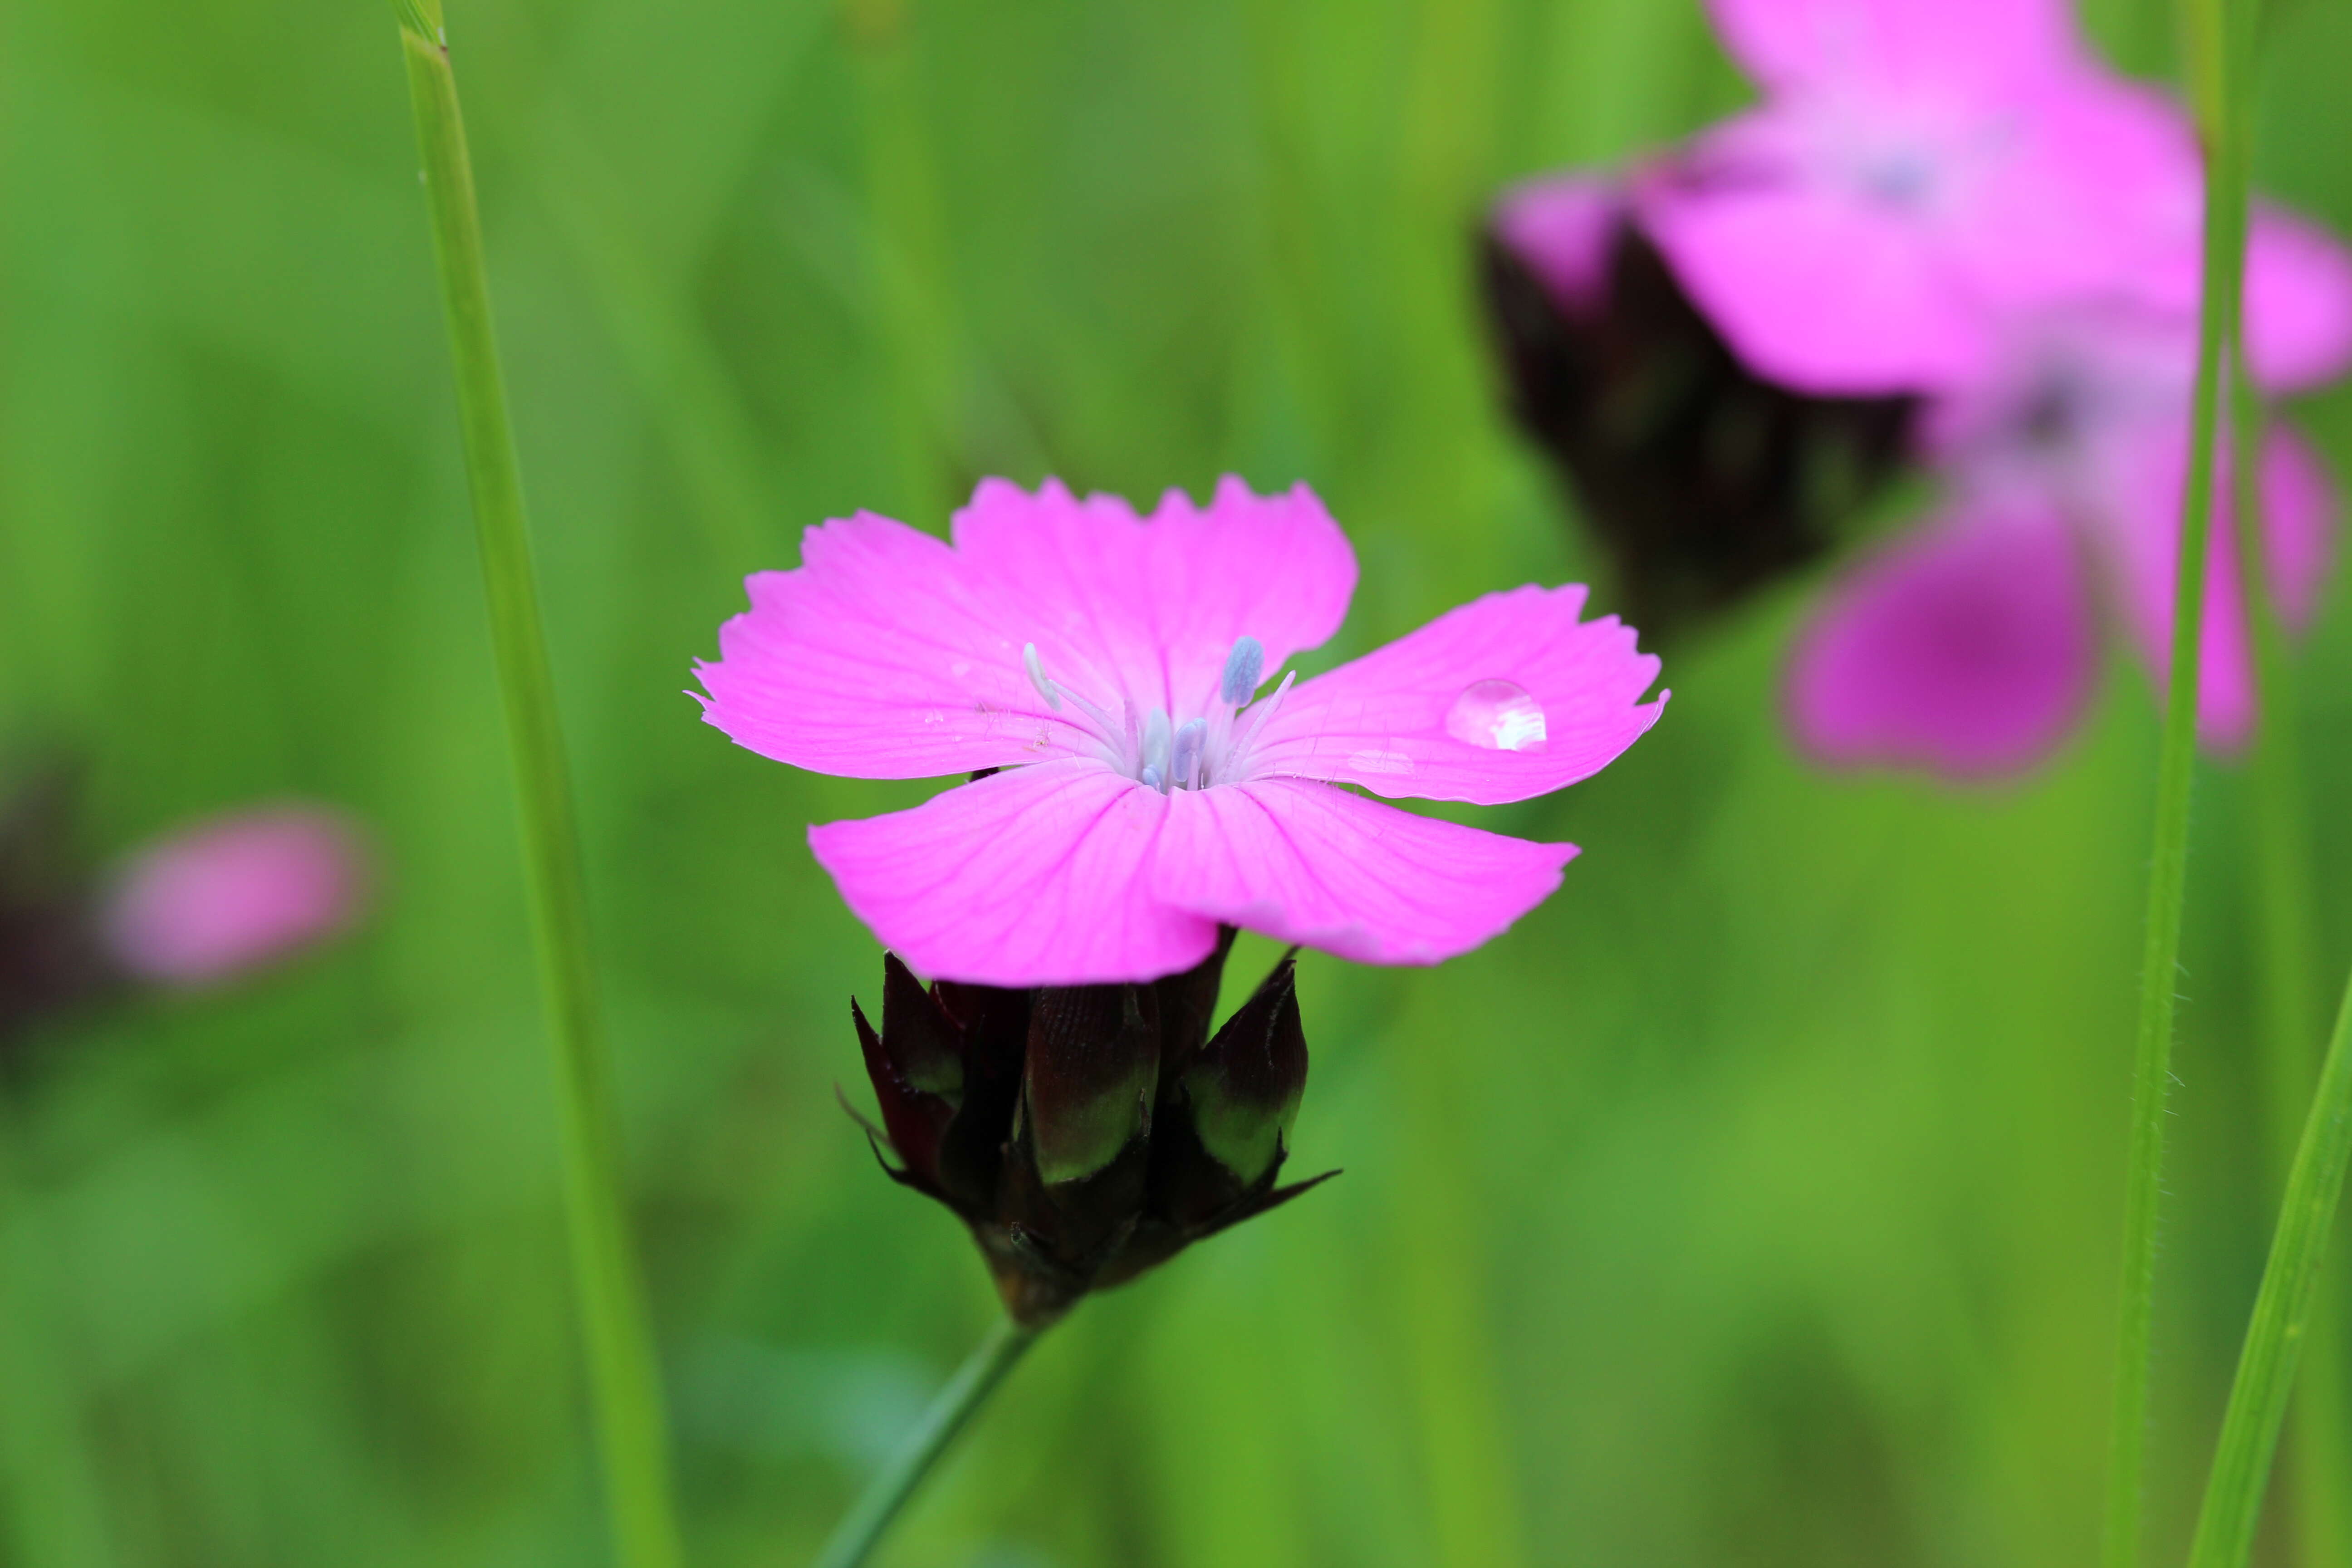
[5,0,2352,1563]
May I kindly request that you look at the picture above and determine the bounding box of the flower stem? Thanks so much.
[2100,0,2248,1561]
[810,1316,1039,1568]
[2186,964,2352,1568]
[2229,353,2352,1566]
[393,10,684,1568]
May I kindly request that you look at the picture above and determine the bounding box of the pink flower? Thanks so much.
[1788,289,2346,776]
[1786,500,2098,778]
[102,807,367,986]
[1635,0,2198,393]
[696,478,1666,985]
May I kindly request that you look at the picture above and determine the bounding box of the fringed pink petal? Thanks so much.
[1246,584,1665,805]
[809,761,1220,987]
[949,476,1357,719]
[1154,780,1577,965]
[696,511,1073,779]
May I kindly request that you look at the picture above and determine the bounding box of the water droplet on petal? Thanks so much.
[1446,679,1547,752]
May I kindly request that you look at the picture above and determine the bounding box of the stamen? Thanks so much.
[1140,765,1164,792]
[1220,635,1265,706]
[1022,643,1123,750]
[1023,642,1061,711]
[1230,667,1297,756]
[1141,707,1173,793]
[1171,719,1206,790]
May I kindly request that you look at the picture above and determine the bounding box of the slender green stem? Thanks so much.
[2188,966,2352,1568]
[811,1316,1039,1568]
[2101,0,2248,1562]
[393,11,684,1568]
[2229,351,2352,1567]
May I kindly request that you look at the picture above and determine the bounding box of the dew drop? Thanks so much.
[1446,679,1547,752]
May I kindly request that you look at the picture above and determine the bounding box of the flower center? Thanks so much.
[1024,634,1294,793]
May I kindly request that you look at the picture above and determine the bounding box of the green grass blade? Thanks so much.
[2101,0,2249,1562]
[392,15,684,1568]
[2230,347,2352,1568]
[2188,968,2352,1568]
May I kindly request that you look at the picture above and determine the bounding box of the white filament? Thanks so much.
[1016,633,1287,792]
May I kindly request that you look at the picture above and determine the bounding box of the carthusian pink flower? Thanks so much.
[102,806,367,986]
[696,477,1665,986]
[1788,286,2347,775]
[1635,0,2198,393]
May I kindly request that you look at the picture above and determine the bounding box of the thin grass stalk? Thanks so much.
[2228,352,2352,1566]
[2099,0,2249,1560]
[2187,966,2352,1567]
[809,1316,1038,1568]
[2220,17,2352,1554]
[392,9,684,1567]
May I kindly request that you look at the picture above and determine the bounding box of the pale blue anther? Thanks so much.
[1171,719,1207,790]
[1220,635,1265,706]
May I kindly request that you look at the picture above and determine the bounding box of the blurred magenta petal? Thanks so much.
[2261,424,2337,627]
[1247,584,1666,804]
[712,477,1660,984]
[1707,0,2077,95]
[1639,118,1987,390]
[1641,1,2195,393]
[809,761,1218,988]
[2245,207,2352,393]
[1492,175,1623,314]
[103,807,365,985]
[1787,507,2096,777]
[1154,780,1578,965]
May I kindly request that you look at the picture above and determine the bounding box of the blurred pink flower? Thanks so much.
[1789,290,2346,776]
[1635,0,2200,392]
[696,478,1666,985]
[103,807,367,985]
[1787,501,2098,778]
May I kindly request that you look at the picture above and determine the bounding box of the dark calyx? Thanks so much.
[848,929,1331,1328]
[1480,212,1916,641]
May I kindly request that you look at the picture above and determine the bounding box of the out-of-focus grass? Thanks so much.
[1,0,2349,1564]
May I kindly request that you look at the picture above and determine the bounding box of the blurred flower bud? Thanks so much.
[101,806,366,987]
[0,761,112,1051]
[1481,176,1917,639]
[849,931,1332,1327]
